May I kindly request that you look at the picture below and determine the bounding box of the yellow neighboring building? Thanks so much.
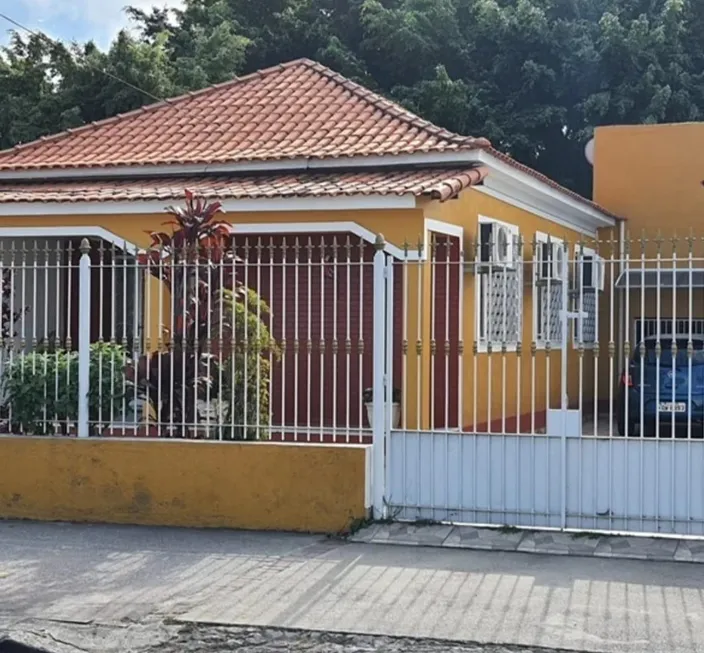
[592,123,704,403]
[0,58,620,435]
[593,122,704,235]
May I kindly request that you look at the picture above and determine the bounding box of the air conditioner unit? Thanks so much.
[478,222,516,270]
[536,240,565,283]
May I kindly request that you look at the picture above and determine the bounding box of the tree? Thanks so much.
[0,29,177,149]
[2,0,703,196]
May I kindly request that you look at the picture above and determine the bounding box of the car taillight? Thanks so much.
[622,373,634,387]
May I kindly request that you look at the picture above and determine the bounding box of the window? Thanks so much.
[475,217,522,349]
[533,232,566,347]
[572,246,604,346]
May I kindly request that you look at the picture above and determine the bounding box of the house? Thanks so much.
[0,58,621,439]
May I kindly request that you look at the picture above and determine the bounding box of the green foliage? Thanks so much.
[135,194,277,437]
[219,288,279,440]
[3,0,704,195]
[2,342,130,435]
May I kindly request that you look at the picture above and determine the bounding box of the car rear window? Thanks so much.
[637,339,704,366]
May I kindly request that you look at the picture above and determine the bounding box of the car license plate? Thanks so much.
[659,402,687,413]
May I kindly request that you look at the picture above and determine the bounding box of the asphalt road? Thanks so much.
[1,522,703,653]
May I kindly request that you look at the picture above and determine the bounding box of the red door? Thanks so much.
[431,234,461,429]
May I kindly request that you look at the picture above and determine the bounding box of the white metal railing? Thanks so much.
[386,230,704,535]
[5,226,704,536]
[0,234,379,443]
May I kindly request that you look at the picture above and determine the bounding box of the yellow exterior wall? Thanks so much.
[593,123,704,395]
[422,190,598,430]
[0,437,370,533]
[593,123,704,238]
[0,206,425,355]
[0,199,612,431]
[0,209,424,250]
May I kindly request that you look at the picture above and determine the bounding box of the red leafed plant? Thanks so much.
[130,191,277,438]
[138,190,244,348]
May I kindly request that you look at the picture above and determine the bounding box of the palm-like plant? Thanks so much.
[131,191,276,437]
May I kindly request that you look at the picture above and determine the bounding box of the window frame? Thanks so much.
[475,216,522,353]
[533,231,566,349]
[571,245,601,349]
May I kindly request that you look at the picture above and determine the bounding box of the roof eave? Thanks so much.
[475,150,620,232]
[0,194,420,216]
[0,148,620,230]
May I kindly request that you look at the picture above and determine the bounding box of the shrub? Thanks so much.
[2,342,130,435]
[133,192,277,437]
[218,287,278,440]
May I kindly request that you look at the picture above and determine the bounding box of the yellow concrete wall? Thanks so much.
[421,189,599,430]
[0,437,371,533]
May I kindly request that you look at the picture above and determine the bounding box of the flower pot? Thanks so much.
[365,402,401,430]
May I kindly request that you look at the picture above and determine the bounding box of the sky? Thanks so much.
[0,0,184,49]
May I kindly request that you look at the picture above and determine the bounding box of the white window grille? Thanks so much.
[475,217,522,350]
[572,246,604,346]
[533,232,566,347]
[634,318,704,344]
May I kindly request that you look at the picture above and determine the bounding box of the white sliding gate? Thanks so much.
[387,431,704,535]
[372,230,704,537]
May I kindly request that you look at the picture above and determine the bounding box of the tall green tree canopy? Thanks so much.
[1,0,701,196]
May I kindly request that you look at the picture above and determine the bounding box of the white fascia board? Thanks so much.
[0,194,416,217]
[0,150,487,181]
[476,150,617,230]
[474,186,598,239]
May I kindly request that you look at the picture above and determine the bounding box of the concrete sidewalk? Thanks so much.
[350,522,704,563]
[1,521,704,653]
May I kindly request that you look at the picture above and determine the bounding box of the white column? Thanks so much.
[372,234,388,519]
[78,238,92,438]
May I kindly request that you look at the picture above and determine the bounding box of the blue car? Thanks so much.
[617,335,704,436]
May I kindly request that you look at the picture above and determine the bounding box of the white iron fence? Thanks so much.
[3,229,704,537]
[385,231,704,536]
[0,234,378,443]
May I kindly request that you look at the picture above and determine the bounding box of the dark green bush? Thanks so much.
[2,342,130,435]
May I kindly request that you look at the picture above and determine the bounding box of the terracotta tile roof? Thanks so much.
[0,59,489,171]
[0,167,487,203]
[0,57,618,219]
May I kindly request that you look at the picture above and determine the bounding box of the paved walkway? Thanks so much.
[1,521,704,652]
[350,522,704,563]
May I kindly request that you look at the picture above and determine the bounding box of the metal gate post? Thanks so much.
[372,234,388,519]
[560,241,569,528]
[77,238,92,438]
